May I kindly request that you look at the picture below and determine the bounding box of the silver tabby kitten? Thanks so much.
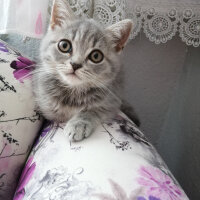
[33,0,139,142]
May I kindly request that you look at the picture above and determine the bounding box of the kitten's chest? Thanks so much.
[60,87,103,108]
[50,91,87,122]
[51,100,82,122]
[46,85,103,122]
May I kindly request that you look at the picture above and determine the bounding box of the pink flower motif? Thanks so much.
[10,56,35,83]
[137,196,160,200]
[35,12,43,35]
[13,156,36,200]
[0,42,9,52]
[17,0,23,4]
[137,166,183,200]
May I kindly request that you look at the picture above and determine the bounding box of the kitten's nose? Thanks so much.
[70,62,82,71]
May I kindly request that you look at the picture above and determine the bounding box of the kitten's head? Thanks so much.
[40,0,133,88]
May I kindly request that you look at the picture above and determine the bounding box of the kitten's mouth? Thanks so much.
[59,71,82,85]
[66,72,81,80]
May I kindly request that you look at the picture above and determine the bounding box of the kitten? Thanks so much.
[33,0,139,142]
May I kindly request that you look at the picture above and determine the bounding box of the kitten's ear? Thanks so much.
[50,0,76,29]
[106,19,133,52]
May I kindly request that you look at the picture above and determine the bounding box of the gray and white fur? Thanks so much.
[33,0,139,142]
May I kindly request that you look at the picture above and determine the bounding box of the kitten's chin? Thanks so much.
[59,71,83,86]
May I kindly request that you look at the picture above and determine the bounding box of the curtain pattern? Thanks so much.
[1,0,200,46]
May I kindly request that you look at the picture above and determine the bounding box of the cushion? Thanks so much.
[0,40,42,199]
[14,113,189,200]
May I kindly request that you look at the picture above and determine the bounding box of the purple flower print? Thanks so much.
[10,56,35,83]
[137,166,183,200]
[137,196,160,200]
[14,156,36,200]
[0,42,9,52]
[40,121,53,137]
[34,120,53,147]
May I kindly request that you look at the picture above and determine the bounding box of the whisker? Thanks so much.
[17,68,55,81]
[80,71,121,103]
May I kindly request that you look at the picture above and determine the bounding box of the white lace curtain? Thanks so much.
[92,0,200,47]
[0,0,200,47]
[124,0,200,47]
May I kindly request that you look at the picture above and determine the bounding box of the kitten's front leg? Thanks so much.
[64,111,100,142]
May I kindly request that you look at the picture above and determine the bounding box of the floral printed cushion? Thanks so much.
[14,113,189,200]
[0,40,42,200]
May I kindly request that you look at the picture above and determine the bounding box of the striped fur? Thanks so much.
[33,0,135,141]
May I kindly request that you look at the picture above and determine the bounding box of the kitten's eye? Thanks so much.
[88,50,104,63]
[58,39,72,53]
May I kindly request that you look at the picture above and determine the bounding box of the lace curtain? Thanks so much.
[1,0,200,47]
[92,0,200,47]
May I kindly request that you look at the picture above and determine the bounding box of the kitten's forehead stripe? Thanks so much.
[79,22,92,46]
[68,20,106,50]
[92,37,98,48]
[72,29,78,41]
[81,29,88,44]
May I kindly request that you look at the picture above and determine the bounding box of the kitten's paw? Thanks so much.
[64,120,93,142]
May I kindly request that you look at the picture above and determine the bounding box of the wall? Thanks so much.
[123,33,187,143]
[123,33,200,199]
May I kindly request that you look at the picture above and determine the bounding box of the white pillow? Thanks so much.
[14,112,189,200]
[0,40,42,200]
